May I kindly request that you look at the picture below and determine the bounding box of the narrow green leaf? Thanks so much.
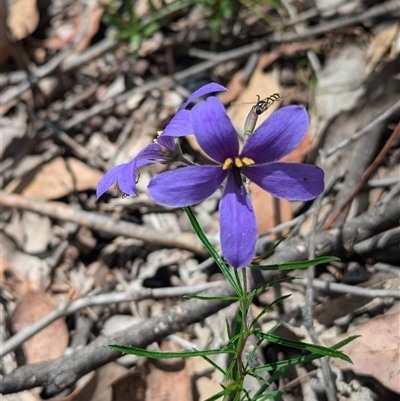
[331,334,361,349]
[252,366,288,396]
[200,354,227,375]
[183,207,242,297]
[226,318,232,339]
[109,345,235,358]
[259,333,353,363]
[203,387,232,401]
[252,335,360,373]
[250,256,339,271]
[184,294,239,301]
[250,295,291,329]
[252,390,284,400]
[244,337,263,368]
[256,236,289,259]
[252,276,303,296]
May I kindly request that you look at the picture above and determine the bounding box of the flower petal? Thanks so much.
[148,165,227,207]
[97,164,129,198]
[219,174,257,268]
[191,97,239,163]
[242,106,309,163]
[243,163,324,201]
[117,161,139,196]
[161,110,192,138]
[135,142,172,165]
[96,162,139,198]
[179,83,228,111]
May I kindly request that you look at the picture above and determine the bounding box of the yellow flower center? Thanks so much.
[222,157,255,170]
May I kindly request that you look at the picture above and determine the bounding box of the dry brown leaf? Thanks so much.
[188,357,222,401]
[323,310,400,394]
[366,24,399,73]
[74,6,106,52]
[15,156,102,200]
[7,0,39,41]
[111,362,147,401]
[219,69,247,105]
[57,363,128,401]
[145,359,193,401]
[10,290,68,365]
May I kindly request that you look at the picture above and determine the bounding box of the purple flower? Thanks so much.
[96,82,228,198]
[148,97,324,268]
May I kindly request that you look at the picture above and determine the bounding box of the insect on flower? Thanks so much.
[253,93,281,115]
[244,93,281,137]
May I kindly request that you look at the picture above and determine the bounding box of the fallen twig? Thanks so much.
[0,192,209,256]
[323,122,400,229]
[0,281,224,358]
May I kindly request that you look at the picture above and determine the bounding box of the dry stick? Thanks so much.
[323,98,400,158]
[0,35,117,87]
[301,279,400,298]
[62,42,263,129]
[1,198,399,395]
[304,194,337,401]
[259,196,400,268]
[40,118,96,160]
[0,192,208,256]
[281,0,321,72]
[353,227,400,255]
[0,281,223,358]
[40,117,108,170]
[322,121,400,230]
[368,177,399,187]
[270,0,400,43]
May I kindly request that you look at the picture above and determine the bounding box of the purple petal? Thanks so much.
[117,160,139,196]
[97,162,138,198]
[243,163,324,201]
[242,106,309,163]
[155,134,176,152]
[178,83,228,111]
[191,97,239,163]
[161,110,192,138]
[219,174,257,268]
[148,165,227,207]
[135,142,172,165]
[97,164,128,198]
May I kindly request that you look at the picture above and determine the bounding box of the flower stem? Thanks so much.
[236,267,250,390]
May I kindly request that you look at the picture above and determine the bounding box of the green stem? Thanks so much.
[236,267,250,392]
